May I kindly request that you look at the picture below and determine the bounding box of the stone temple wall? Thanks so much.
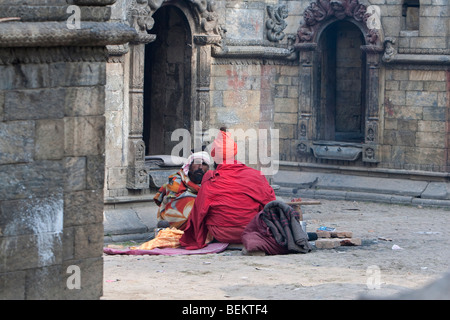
[100,0,449,202]
[0,0,136,299]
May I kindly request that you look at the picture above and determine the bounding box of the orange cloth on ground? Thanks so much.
[130,228,184,251]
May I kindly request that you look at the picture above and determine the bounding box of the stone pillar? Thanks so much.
[193,35,220,140]
[124,0,156,190]
[296,44,317,156]
[126,43,150,190]
[0,0,136,299]
[361,46,384,163]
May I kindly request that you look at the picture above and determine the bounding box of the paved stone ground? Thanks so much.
[102,198,450,300]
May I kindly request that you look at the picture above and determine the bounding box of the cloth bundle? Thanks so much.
[242,200,312,255]
[130,228,184,251]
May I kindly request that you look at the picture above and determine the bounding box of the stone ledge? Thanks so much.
[274,170,450,207]
[0,21,137,47]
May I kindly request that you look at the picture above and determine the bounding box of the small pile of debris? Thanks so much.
[314,230,361,249]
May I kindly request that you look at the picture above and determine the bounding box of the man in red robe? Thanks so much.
[179,129,276,249]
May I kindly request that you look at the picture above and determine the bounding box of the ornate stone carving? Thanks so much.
[127,0,158,44]
[0,21,137,48]
[295,0,380,47]
[189,0,221,36]
[362,144,379,163]
[365,121,378,144]
[297,142,310,155]
[382,37,397,62]
[127,139,149,189]
[127,0,222,44]
[266,4,288,42]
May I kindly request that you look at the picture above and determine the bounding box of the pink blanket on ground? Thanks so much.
[103,242,228,256]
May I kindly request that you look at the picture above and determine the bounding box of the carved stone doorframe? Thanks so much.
[294,0,384,163]
[125,0,222,189]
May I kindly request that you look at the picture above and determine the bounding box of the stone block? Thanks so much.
[330,231,353,238]
[0,91,4,121]
[405,147,445,166]
[275,98,298,113]
[385,91,405,106]
[315,237,361,249]
[274,112,297,124]
[65,86,105,116]
[61,257,103,300]
[35,119,64,160]
[339,238,362,246]
[4,89,65,120]
[422,107,445,121]
[0,120,34,165]
[416,131,445,148]
[409,70,446,82]
[316,230,331,238]
[10,64,50,89]
[383,130,416,147]
[86,154,105,190]
[0,271,26,299]
[107,167,128,189]
[0,161,63,201]
[64,157,86,191]
[64,190,104,227]
[64,116,105,156]
[406,91,438,107]
[0,194,63,238]
[25,265,63,300]
[49,62,106,87]
[225,8,264,40]
[0,232,63,273]
[315,238,341,249]
[74,223,104,259]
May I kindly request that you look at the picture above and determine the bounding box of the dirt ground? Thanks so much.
[101,198,450,300]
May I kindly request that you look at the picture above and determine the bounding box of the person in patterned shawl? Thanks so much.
[153,151,211,230]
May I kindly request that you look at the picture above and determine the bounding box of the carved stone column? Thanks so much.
[361,45,384,163]
[193,35,220,138]
[296,44,317,156]
[126,43,150,189]
[125,0,156,190]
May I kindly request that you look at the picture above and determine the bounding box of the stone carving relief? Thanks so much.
[266,4,288,42]
[127,0,221,43]
[365,121,378,144]
[382,37,397,62]
[362,145,378,163]
[296,0,380,46]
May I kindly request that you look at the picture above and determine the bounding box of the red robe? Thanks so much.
[179,161,276,249]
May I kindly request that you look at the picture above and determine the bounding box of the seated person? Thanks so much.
[154,151,211,230]
[179,129,276,249]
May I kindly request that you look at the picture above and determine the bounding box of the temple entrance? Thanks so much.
[317,20,366,143]
[143,5,192,156]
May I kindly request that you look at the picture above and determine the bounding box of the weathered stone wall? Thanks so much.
[382,69,449,171]
[100,0,449,201]
[0,0,136,299]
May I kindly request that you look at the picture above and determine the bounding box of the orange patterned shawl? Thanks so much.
[153,169,201,230]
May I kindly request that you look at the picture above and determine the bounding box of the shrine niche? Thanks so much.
[294,0,383,164]
[124,0,222,189]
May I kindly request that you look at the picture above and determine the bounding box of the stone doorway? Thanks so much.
[318,20,366,143]
[143,5,192,156]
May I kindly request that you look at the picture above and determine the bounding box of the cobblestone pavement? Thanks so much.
[102,199,450,300]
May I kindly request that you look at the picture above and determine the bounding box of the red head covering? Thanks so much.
[211,130,237,164]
